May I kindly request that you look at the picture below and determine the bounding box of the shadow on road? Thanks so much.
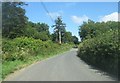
[76,51,118,81]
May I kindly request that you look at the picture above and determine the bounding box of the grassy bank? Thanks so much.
[2,37,73,79]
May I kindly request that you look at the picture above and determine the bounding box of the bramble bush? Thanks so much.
[2,37,71,62]
[78,30,119,77]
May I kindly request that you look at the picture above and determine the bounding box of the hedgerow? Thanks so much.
[78,30,119,77]
[2,37,71,62]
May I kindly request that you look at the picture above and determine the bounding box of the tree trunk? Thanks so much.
[59,31,61,44]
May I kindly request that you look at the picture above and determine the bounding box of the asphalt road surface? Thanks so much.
[4,49,116,81]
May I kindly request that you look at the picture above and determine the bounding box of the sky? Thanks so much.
[22,2,118,41]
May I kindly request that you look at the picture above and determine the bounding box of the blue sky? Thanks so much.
[23,2,118,41]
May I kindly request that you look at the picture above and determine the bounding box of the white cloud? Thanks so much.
[71,15,89,24]
[47,11,63,19]
[99,12,119,22]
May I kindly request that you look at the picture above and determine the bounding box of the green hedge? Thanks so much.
[78,30,119,77]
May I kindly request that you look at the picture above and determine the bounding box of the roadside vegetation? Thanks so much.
[3,1,118,81]
[78,20,119,79]
[2,37,73,79]
[2,2,79,79]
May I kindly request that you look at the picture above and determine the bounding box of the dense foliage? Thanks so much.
[2,37,71,62]
[79,20,118,41]
[2,2,27,38]
[24,22,51,41]
[78,20,119,78]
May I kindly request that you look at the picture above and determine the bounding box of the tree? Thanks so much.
[38,32,49,41]
[35,22,50,41]
[24,21,50,41]
[78,19,119,41]
[2,2,27,38]
[63,31,73,43]
[24,22,36,38]
[51,33,58,42]
[72,36,79,45]
[78,19,96,40]
[52,16,66,44]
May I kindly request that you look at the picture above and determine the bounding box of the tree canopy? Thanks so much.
[2,2,79,44]
[2,2,27,38]
[78,19,118,41]
[52,16,66,44]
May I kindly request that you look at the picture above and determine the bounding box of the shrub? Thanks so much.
[2,37,72,79]
[78,30,119,77]
[2,37,72,62]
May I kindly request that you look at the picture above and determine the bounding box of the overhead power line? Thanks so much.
[40,1,55,23]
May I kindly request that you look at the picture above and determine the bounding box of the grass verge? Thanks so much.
[2,44,72,80]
